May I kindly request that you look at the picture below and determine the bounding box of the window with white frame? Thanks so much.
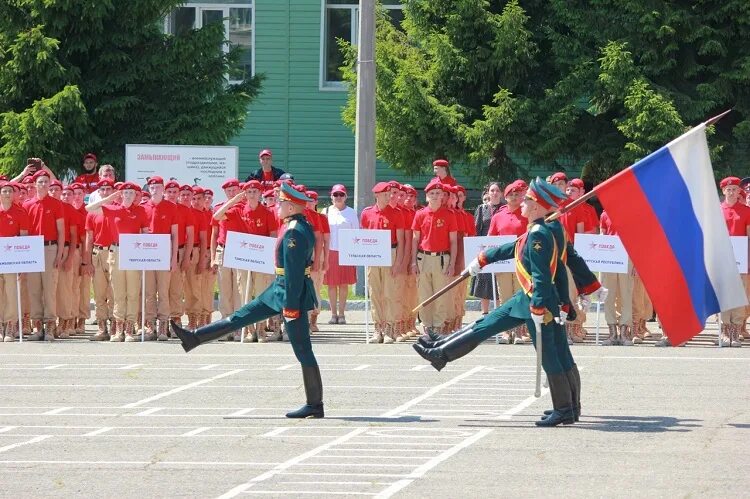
[321,0,403,89]
[165,1,254,82]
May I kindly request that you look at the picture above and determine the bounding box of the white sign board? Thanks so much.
[223,231,276,274]
[574,234,629,273]
[730,236,748,274]
[0,236,45,273]
[118,234,171,271]
[463,236,517,273]
[125,144,239,202]
[338,229,392,267]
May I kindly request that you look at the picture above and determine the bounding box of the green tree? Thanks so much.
[342,0,749,184]
[0,1,262,178]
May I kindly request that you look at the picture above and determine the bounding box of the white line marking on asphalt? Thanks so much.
[217,428,369,499]
[373,429,492,498]
[118,364,142,370]
[42,364,66,370]
[353,364,370,371]
[276,364,295,370]
[0,459,281,466]
[279,472,409,478]
[410,365,429,371]
[0,427,16,434]
[200,364,220,370]
[0,435,51,453]
[42,407,72,415]
[134,407,162,416]
[226,408,255,417]
[380,366,484,417]
[181,427,211,436]
[120,369,245,408]
[502,390,550,417]
[243,492,374,496]
[260,427,289,438]
[83,427,113,436]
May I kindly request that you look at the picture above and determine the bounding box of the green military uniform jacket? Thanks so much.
[479,218,560,320]
[257,213,318,318]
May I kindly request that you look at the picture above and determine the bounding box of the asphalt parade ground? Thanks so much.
[0,311,748,498]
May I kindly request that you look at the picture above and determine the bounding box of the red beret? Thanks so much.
[49,179,63,188]
[305,190,318,200]
[262,189,275,198]
[372,181,391,194]
[293,184,306,193]
[424,178,445,193]
[21,176,34,184]
[97,179,114,188]
[7,182,22,191]
[191,186,205,195]
[243,180,262,191]
[164,180,180,190]
[114,181,124,190]
[83,152,97,162]
[69,182,84,191]
[147,176,164,185]
[720,177,741,189]
[221,179,240,189]
[388,180,401,190]
[259,149,272,158]
[568,178,585,190]
[548,172,568,183]
[120,181,140,191]
[61,184,73,192]
[504,180,528,197]
[31,170,51,181]
[455,185,466,194]
[432,159,449,168]
[179,184,193,192]
[204,189,214,196]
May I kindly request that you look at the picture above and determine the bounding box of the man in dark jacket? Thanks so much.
[246,149,285,191]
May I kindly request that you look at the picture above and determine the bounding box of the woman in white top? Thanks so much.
[323,184,359,324]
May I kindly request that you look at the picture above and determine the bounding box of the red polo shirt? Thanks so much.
[600,211,617,235]
[360,204,404,245]
[191,207,207,242]
[488,205,527,237]
[0,204,30,237]
[63,202,86,246]
[174,202,194,246]
[304,208,323,233]
[102,204,148,237]
[412,206,458,252]
[242,203,277,236]
[462,210,477,237]
[142,199,178,235]
[86,212,115,246]
[213,203,247,246]
[202,209,213,248]
[73,172,100,194]
[721,200,750,236]
[23,195,64,242]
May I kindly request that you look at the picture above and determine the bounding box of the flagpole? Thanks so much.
[546,109,733,222]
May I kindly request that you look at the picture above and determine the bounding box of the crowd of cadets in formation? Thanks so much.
[0,152,747,348]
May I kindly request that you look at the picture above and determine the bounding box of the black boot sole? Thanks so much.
[170,321,200,353]
[412,343,446,372]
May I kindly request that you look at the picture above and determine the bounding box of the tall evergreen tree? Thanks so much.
[0,0,262,178]
[342,0,749,183]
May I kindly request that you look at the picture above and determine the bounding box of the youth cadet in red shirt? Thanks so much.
[73,153,101,194]
[719,176,750,347]
[56,184,85,339]
[164,181,195,333]
[432,159,457,186]
[599,210,634,346]
[411,179,458,335]
[84,180,116,340]
[396,184,418,337]
[88,182,148,341]
[142,176,179,340]
[201,188,216,327]
[0,181,30,342]
[182,185,207,331]
[361,181,406,343]
[487,179,529,344]
[306,191,329,333]
[23,170,65,340]
[385,181,410,339]
[70,183,91,335]
[454,185,476,331]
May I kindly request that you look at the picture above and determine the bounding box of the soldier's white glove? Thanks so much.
[593,286,609,303]
[531,312,544,333]
[578,294,591,311]
[558,309,568,323]
[467,257,482,277]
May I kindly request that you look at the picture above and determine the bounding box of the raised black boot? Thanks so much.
[286,365,324,419]
[170,318,236,353]
[413,326,483,372]
[535,372,575,427]
[418,323,473,348]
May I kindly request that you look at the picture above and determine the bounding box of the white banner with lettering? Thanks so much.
[730,236,748,274]
[125,144,238,203]
[463,236,517,273]
[338,229,392,267]
[223,231,276,274]
[0,236,45,273]
[118,234,171,271]
[574,234,629,274]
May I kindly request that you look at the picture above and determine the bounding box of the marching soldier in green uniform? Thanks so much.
[413,178,576,426]
[171,182,323,419]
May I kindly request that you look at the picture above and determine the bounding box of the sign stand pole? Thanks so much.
[718,315,723,348]
[141,270,146,342]
[491,273,499,343]
[364,266,370,343]
[242,272,251,344]
[595,299,601,345]
[16,274,22,343]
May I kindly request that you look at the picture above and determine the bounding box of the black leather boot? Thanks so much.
[286,365,324,418]
[418,323,473,348]
[536,373,575,427]
[542,368,580,421]
[170,318,236,353]
[413,326,483,372]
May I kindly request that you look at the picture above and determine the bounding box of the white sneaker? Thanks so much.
[383,335,395,344]
[513,335,527,345]
[124,334,137,342]
[497,332,510,344]
[367,333,384,344]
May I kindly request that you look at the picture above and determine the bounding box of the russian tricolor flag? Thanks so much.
[595,124,747,345]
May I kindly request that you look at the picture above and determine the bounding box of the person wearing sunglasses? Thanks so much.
[323,185,359,324]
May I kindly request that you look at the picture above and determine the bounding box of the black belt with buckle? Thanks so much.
[391,243,398,248]
[417,249,449,256]
[43,241,57,247]
[93,244,109,250]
